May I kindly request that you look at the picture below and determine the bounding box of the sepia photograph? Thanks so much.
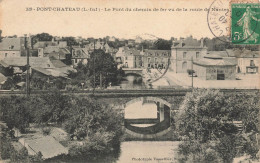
[0,0,259,162]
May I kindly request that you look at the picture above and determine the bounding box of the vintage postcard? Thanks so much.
[0,0,259,163]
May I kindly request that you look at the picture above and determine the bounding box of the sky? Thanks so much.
[0,0,233,40]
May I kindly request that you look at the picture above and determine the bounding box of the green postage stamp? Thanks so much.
[231,3,260,44]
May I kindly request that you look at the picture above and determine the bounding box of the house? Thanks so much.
[193,55,236,80]
[141,50,171,69]
[226,49,259,74]
[33,38,67,49]
[115,47,141,68]
[0,57,74,78]
[171,38,207,73]
[71,47,89,66]
[0,37,25,60]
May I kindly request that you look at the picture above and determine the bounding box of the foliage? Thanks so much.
[0,134,12,159]
[68,49,124,88]
[153,39,172,50]
[32,33,53,46]
[87,49,123,87]
[0,96,30,133]
[0,89,123,161]
[10,146,29,162]
[175,89,259,163]
[63,96,123,160]
[29,89,71,124]
[61,37,79,46]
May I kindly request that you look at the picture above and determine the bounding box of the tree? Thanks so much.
[33,33,53,42]
[175,89,259,163]
[63,96,123,161]
[0,96,30,133]
[153,39,172,50]
[87,49,123,87]
[29,89,71,124]
[61,37,79,46]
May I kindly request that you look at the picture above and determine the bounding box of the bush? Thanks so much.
[0,135,12,160]
[175,89,260,163]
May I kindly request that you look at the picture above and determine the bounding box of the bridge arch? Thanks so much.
[124,97,172,138]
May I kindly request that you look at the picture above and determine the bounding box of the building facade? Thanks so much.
[193,56,236,80]
[237,52,259,74]
[171,39,207,73]
[71,47,89,66]
[116,47,170,69]
[142,50,171,69]
[0,38,25,60]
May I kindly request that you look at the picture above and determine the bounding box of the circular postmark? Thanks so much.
[207,0,259,44]
[207,0,232,43]
[133,34,171,86]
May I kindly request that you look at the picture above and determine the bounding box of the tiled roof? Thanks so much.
[193,58,236,66]
[0,57,55,68]
[32,66,73,78]
[72,48,89,59]
[125,49,141,56]
[23,135,68,160]
[33,41,56,49]
[226,49,259,58]
[43,46,60,54]
[172,37,205,49]
[0,73,7,83]
[0,38,23,51]
[50,59,67,68]
[206,51,229,58]
[143,49,171,56]
[32,67,52,76]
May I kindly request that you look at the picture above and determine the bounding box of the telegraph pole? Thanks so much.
[24,34,30,98]
[92,40,96,95]
[191,56,194,89]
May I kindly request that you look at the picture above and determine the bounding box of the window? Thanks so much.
[148,57,151,63]
[183,52,187,59]
[75,59,78,63]
[250,60,255,66]
[182,61,187,70]
[47,64,50,67]
[125,57,128,60]
[5,53,8,57]
[196,52,200,58]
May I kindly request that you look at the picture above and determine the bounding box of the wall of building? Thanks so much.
[0,51,21,60]
[72,58,88,66]
[237,58,259,74]
[143,55,169,69]
[171,48,207,73]
[194,64,236,80]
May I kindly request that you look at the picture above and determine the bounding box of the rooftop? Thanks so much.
[0,57,55,68]
[0,38,23,51]
[21,135,68,160]
[0,73,7,84]
[193,58,236,66]
[226,49,259,58]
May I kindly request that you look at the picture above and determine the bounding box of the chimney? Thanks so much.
[200,38,204,47]
[38,48,44,57]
